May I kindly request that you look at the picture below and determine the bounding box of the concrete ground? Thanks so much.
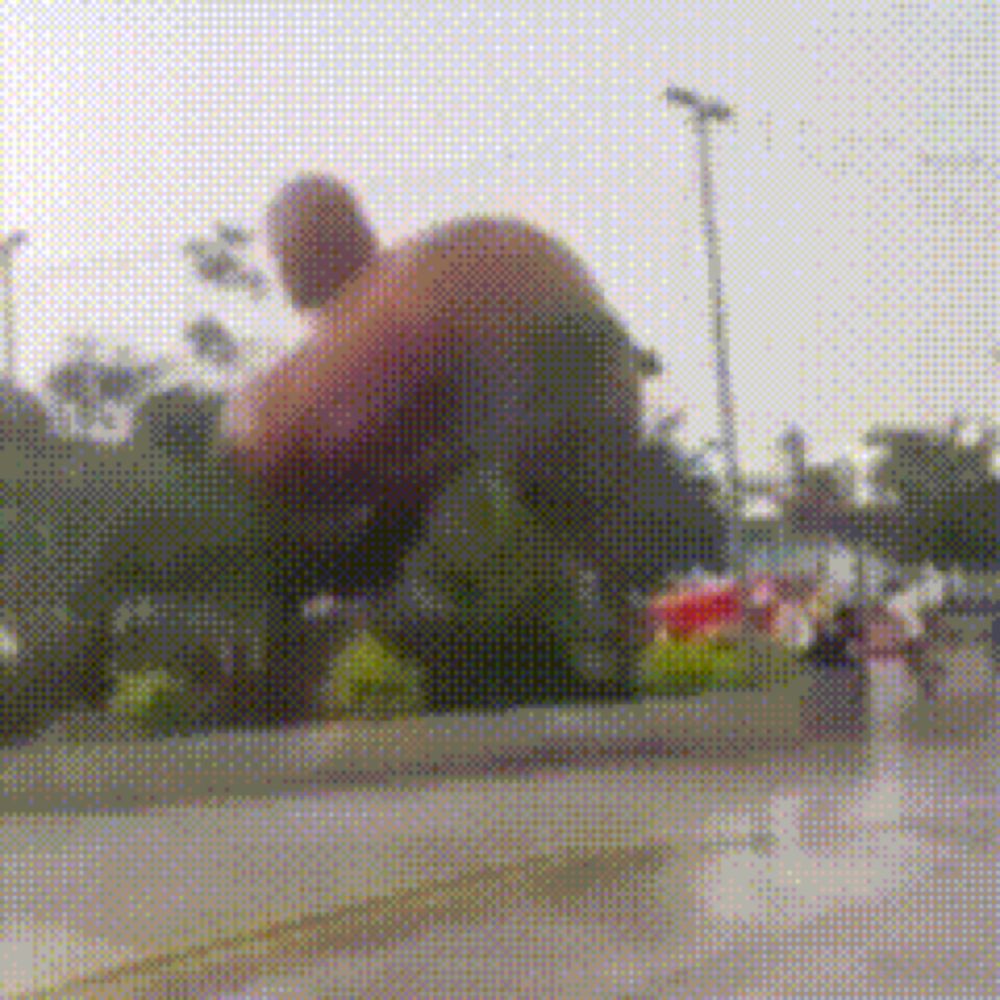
[2,652,995,998]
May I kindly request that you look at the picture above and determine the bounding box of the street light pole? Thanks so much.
[663,87,744,587]
[1,231,29,383]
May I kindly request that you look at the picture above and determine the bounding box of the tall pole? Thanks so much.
[663,87,744,587]
[1,231,29,383]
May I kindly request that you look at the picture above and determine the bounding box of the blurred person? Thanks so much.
[801,602,868,738]
[883,580,938,701]
[989,615,1000,675]
[806,581,836,628]
[772,598,816,653]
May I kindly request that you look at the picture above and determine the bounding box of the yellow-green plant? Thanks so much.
[109,667,198,737]
[638,631,802,699]
[323,630,422,720]
[637,637,747,697]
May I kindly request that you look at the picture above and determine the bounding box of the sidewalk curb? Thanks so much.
[4,655,993,815]
[2,682,810,813]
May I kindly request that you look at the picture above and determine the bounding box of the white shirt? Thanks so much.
[888,595,925,641]
[773,603,815,651]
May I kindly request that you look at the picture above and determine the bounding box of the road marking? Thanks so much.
[14,841,673,999]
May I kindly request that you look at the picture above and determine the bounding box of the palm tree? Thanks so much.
[44,338,165,438]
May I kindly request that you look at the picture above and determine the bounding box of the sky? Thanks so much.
[1,1,997,480]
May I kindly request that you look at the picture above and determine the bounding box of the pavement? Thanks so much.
[1,648,995,998]
[211,729,998,999]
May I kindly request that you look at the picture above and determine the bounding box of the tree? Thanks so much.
[632,346,663,380]
[43,337,166,438]
[609,427,727,594]
[780,462,857,536]
[184,315,241,370]
[0,379,50,448]
[863,421,998,568]
[130,384,225,462]
[1,223,272,741]
[934,476,999,571]
[0,432,295,742]
[181,222,270,378]
[182,223,267,298]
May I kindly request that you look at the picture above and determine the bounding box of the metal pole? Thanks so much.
[1,253,13,382]
[663,88,744,587]
[694,115,743,582]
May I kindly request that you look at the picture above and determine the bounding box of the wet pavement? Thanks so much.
[2,657,995,998]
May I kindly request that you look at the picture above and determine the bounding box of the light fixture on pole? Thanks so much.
[662,86,743,587]
[1,231,30,383]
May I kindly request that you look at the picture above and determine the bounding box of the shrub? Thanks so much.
[0,623,19,668]
[637,637,750,698]
[109,667,199,737]
[112,632,219,679]
[322,630,422,720]
[637,631,803,699]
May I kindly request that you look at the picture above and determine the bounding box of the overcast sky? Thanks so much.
[1,2,996,476]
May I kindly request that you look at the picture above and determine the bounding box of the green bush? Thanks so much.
[637,638,750,698]
[388,462,634,713]
[322,630,422,720]
[109,667,199,737]
[637,632,803,699]
[0,624,19,668]
[111,629,225,685]
[412,463,563,623]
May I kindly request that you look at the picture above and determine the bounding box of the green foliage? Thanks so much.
[0,612,113,743]
[181,222,269,381]
[111,617,227,684]
[0,623,18,663]
[410,463,564,623]
[608,435,727,595]
[3,297,723,734]
[382,614,609,714]
[108,667,198,737]
[323,630,422,720]
[390,463,633,711]
[43,337,167,437]
[0,379,51,446]
[61,445,278,622]
[130,385,225,462]
[864,422,999,569]
[183,223,267,299]
[782,462,857,535]
[0,420,284,741]
[632,346,663,379]
[636,633,800,699]
[184,316,241,369]
[730,631,804,688]
[934,479,999,571]
[637,638,750,698]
